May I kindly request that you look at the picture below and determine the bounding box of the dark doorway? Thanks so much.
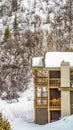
[50,111,61,121]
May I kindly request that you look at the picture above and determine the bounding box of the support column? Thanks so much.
[48,70,50,122]
[34,70,37,123]
[61,61,70,118]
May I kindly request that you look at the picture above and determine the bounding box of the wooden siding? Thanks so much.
[36,108,48,124]
[70,91,73,114]
[50,111,61,121]
[33,69,61,124]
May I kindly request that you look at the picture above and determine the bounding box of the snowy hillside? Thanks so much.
[0,0,57,36]
[0,0,73,51]
[1,0,68,100]
[0,0,69,39]
[0,1,73,129]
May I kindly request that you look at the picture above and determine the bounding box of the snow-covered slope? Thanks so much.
[11,115,73,130]
[0,96,73,130]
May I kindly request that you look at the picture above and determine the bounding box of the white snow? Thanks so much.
[32,52,73,68]
[11,116,73,130]
[0,19,3,30]
[45,52,73,67]
[32,57,44,67]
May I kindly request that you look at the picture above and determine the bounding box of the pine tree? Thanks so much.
[4,26,11,42]
[0,113,10,130]
[13,15,19,36]
[13,14,18,32]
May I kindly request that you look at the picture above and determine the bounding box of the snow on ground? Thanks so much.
[0,98,34,129]
[0,79,34,129]
[0,79,34,120]
[0,79,73,130]
[11,114,73,130]
[10,114,73,130]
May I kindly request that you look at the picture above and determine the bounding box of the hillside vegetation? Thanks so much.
[0,0,73,99]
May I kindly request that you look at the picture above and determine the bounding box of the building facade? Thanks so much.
[32,52,73,125]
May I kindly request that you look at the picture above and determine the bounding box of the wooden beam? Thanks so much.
[49,86,59,89]
[32,67,60,71]
[59,87,73,91]
[35,83,48,86]
[34,105,48,108]
[49,107,61,111]
[32,67,45,70]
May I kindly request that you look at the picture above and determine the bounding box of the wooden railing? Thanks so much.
[36,77,48,86]
[35,77,60,86]
[49,98,61,108]
[34,97,48,106]
[49,78,60,86]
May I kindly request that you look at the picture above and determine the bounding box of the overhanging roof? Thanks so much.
[32,52,73,68]
[45,52,73,67]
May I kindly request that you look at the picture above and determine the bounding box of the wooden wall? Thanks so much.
[70,91,73,114]
[50,111,61,121]
[36,108,48,124]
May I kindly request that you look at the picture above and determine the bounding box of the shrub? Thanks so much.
[0,113,10,130]
[4,26,11,42]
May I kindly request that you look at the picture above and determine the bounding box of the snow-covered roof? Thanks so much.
[32,52,73,68]
[32,57,44,67]
[45,52,73,67]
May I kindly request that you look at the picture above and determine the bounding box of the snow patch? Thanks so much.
[32,57,44,67]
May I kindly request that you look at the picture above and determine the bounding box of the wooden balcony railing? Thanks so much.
[34,98,61,109]
[49,78,60,86]
[35,78,60,86]
[34,97,48,106]
[36,77,48,86]
[49,98,61,109]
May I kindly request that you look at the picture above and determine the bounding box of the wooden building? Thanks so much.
[32,52,73,125]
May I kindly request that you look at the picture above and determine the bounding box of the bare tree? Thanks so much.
[11,0,18,12]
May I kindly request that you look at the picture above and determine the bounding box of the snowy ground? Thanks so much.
[0,81,73,130]
[11,115,73,130]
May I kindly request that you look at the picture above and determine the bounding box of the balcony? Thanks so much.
[34,97,48,108]
[49,78,60,88]
[49,98,61,111]
[36,77,48,86]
